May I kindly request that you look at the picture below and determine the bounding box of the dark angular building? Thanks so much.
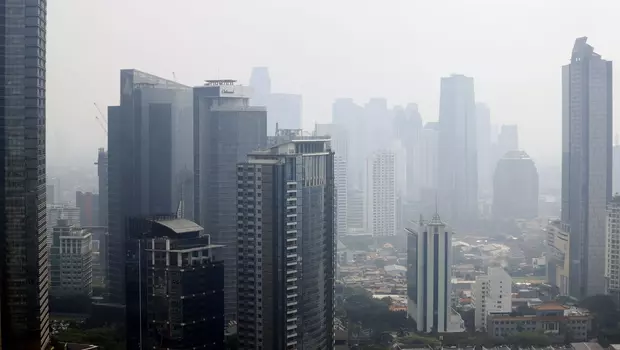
[237,139,335,349]
[492,150,539,221]
[125,216,224,350]
[194,80,267,322]
[0,1,50,349]
[107,70,192,304]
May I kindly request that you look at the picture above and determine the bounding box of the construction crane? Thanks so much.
[93,102,107,124]
[94,115,107,134]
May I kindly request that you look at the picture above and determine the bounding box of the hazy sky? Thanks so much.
[47,0,620,167]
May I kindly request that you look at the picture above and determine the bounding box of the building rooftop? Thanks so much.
[532,302,568,311]
[154,218,203,234]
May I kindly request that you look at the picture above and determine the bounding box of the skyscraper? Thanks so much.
[333,98,365,190]
[316,123,348,236]
[249,66,271,107]
[107,69,192,304]
[236,138,335,349]
[125,216,224,349]
[0,1,50,348]
[406,214,464,333]
[562,37,612,298]
[606,195,620,305]
[76,191,99,226]
[493,150,539,220]
[194,79,267,322]
[476,103,492,196]
[394,104,423,201]
[613,141,620,195]
[438,74,478,225]
[96,148,108,228]
[366,150,397,236]
[493,124,519,166]
[268,93,303,133]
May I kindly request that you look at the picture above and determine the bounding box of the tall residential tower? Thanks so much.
[237,139,335,349]
[561,37,612,298]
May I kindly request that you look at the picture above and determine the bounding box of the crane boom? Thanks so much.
[94,102,107,124]
[94,115,107,134]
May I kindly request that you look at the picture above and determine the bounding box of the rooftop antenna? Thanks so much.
[435,191,438,214]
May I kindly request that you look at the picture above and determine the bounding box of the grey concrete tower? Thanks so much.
[194,80,267,322]
[561,37,613,298]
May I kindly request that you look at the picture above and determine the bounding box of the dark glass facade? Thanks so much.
[125,216,224,350]
[107,70,192,304]
[0,1,50,348]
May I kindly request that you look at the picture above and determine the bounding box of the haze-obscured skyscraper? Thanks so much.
[97,148,108,227]
[562,37,612,298]
[249,66,271,107]
[236,139,335,349]
[394,104,423,201]
[438,74,478,225]
[493,124,519,167]
[107,70,192,304]
[76,191,99,227]
[194,79,267,322]
[476,103,492,196]
[0,1,50,348]
[268,93,302,134]
[249,67,302,135]
[333,98,365,190]
[493,150,539,220]
[366,150,397,236]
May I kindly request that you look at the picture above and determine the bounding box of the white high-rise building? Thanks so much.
[406,214,464,333]
[606,196,620,303]
[366,150,397,236]
[316,123,349,236]
[473,267,512,331]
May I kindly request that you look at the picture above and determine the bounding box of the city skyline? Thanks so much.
[46,1,620,168]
